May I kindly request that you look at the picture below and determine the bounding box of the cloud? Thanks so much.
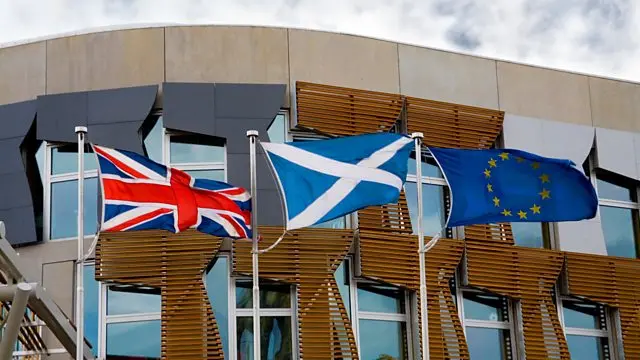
[0,0,638,82]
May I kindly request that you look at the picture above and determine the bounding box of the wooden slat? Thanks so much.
[96,230,225,359]
[465,240,570,359]
[565,252,640,358]
[234,227,358,360]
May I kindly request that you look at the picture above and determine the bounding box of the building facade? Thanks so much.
[0,25,639,360]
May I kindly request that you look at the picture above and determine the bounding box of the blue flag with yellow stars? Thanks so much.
[427,147,598,227]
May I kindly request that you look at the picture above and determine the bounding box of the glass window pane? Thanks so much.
[170,135,224,164]
[512,222,544,248]
[357,284,405,314]
[267,114,286,144]
[106,320,161,359]
[184,169,225,182]
[567,335,609,360]
[50,177,98,239]
[83,265,99,357]
[405,183,446,235]
[107,287,161,315]
[309,216,346,229]
[407,154,443,178]
[144,116,164,163]
[206,257,229,357]
[563,301,607,330]
[600,206,637,258]
[334,260,351,317]
[236,281,291,309]
[463,292,509,322]
[236,316,293,360]
[466,327,510,360]
[51,144,97,175]
[36,142,45,183]
[597,178,632,202]
[359,319,407,360]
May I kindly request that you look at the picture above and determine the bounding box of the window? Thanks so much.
[84,256,231,359]
[45,143,99,241]
[450,276,516,360]
[511,222,551,248]
[560,298,614,360]
[231,279,296,359]
[595,176,639,258]
[267,113,288,144]
[337,259,412,360]
[405,150,448,236]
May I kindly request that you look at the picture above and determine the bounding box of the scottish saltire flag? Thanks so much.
[261,133,414,230]
[428,147,598,227]
[92,145,252,239]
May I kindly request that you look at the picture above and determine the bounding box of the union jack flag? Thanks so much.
[92,144,252,239]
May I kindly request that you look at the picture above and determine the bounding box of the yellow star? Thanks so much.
[539,188,551,200]
[516,157,525,163]
[531,162,540,170]
[518,210,528,219]
[499,152,509,161]
[530,204,541,214]
[484,169,491,178]
[488,158,497,168]
[493,197,500,207]
[539,174,550,183]
[487,183,493,192]
[501,209,512,216]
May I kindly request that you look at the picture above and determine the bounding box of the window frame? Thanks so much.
[163,128,228,182]
[228,274,299,360]
[43,142,99,242]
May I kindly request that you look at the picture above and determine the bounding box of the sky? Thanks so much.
[0,0,638,82]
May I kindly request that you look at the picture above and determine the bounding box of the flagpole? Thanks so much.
[75,126,87,360]
[247,130,261,360]
[411,132,429,360]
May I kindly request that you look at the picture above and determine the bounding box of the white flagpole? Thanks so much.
[411,132,429,360]
[246,130,261,360]
[75,126,87,360]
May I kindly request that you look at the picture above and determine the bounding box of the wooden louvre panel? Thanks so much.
[358,191,413,234]
[465,240,570,359]
[464,223,515,245]
[96,230,225,359]
[295,81,403,136]
[233,227,357,359]
[564,252,640,358]
[406,96,504,149]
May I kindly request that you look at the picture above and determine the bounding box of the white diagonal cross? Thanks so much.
[261,136,412,230]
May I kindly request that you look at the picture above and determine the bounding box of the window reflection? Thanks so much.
[463,293,509,322]
[359,319,407,360]
[566,335,609,360]
[511,222,544,248]
[170,135,224,164]
[236,316,293,360]
[357,284,405,314]
[107,287,161,315]
[466,327,510,360]
[596,179,633,202]
[144,117,164,163]
[309,216,346,229]
[334,260,351,317]
[51,144,97,175]
[405,183,446,235]
[84,265,99,357]
[600,206,637,258]
[267,114,287,144]
[407,155,443,178]
[106,320,161,359]
[184,169,225,182]
[50,177,98,239]
[236,281,291,309]
[206,257,230,358]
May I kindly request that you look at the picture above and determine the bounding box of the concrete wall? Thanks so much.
[2,25,640,358]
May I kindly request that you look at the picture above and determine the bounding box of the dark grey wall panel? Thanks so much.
[226,153,274,190]
[0,100,36,139]
[88,122,144,154]
[37,92,88,143]
[0,138,25,175]
[0,206,37,246]
[215,83,286,120]
[256,189,285,226]
[88,86,158,125]
[0,172,32,209]
[163,83,216,136]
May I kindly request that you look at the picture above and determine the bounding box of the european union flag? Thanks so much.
[428,147,598,227]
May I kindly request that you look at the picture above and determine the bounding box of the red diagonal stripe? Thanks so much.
[220,213,246,238]
[94,146,150,180]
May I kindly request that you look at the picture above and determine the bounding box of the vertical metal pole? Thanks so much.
[411,132,429,360]
[246,130,260,360]
[0,283,32,360]
[75,126,87,360]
